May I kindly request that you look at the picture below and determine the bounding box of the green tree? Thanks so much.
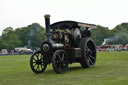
[1,27,22,49]
[15,23,45,49]
[0,38,8,50]
[91,25,111,45]
[2,27,13,35]
[110,23,128,45]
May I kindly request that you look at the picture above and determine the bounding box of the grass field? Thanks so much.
[0,51,128,85]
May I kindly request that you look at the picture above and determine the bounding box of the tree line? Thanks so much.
[0,22,128,50]
[0,23,45,50]
[91,23,128,45]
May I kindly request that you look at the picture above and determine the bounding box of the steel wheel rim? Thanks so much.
[55,52,67,71]
[85,40,96,66]
[30,51,46,73]
[52,50,68,73]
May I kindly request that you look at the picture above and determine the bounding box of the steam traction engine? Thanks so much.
[30,15,97,74]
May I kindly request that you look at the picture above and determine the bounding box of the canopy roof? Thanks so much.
[50,21,97,30]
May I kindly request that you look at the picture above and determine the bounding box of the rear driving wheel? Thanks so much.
[80,38,96,68]
[52,50,69,74]
[30,50,47,74]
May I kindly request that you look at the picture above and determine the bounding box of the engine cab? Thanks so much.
[50,21,96,48]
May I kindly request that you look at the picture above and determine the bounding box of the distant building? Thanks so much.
[1,49,8,55]
[15,47,28,52]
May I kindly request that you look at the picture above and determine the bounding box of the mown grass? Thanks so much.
[0,51,128,85]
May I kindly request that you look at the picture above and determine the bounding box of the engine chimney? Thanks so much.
[44,14,51,40]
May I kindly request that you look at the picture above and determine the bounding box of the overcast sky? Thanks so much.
[0,0,128,35]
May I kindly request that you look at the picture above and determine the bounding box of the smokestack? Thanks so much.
[44,14,51,40]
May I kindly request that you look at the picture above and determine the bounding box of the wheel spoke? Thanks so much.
[36,54,39,60]
[89,55,96,60]
[40,65,43,69]
[33,58,37,61]
[90,49,96,54]
[85,47,90,54]
[32,61,36,63]
[39,64,43,70]
[38,65,41,71]
[36,64,39,71]
[86,46,90,51]
[57,54,61,60]
[33,63,37,67]
[39,54,42,60]
[88,57,93,65]
[62,53,64,60]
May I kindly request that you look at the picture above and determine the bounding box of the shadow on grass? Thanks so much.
[30,65,102,76]
[43,66,91,75]
[44,69,55,75]
[68,66,83,71]
[29,65,103,76]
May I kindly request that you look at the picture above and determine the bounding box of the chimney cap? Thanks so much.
[44,14,50,18]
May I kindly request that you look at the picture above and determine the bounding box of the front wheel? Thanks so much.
[30,50,47,74]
